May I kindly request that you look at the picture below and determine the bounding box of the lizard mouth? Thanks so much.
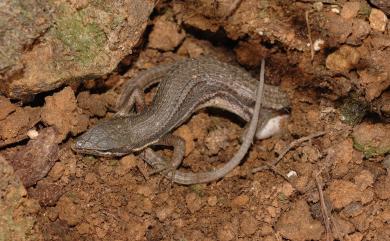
[71,142,127,157]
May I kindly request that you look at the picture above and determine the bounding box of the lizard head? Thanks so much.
[72,117,137,157]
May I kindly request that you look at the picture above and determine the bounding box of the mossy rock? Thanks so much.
[352,123,390,157]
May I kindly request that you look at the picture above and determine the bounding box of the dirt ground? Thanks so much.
[1,0,390,240]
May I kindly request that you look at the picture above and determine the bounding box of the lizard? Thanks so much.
[72,56,289,184]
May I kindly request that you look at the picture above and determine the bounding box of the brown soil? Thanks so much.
[1,1,389,240]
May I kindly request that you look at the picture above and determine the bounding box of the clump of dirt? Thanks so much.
[0,0,390,241]
[0,156,42,240]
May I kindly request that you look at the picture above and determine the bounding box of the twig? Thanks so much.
[305,10,315,61]
[315,173,332,241]
[252,131,326,173]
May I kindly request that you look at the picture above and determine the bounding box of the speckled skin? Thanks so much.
[73,57,289,184]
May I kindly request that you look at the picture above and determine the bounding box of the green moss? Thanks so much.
[258,0,271,19]
[353,139,390,158]
[190,184,205,197]
[277,192,288,203]
[340,97,368,126]
[358,1,371,18]
[53,10,106,65]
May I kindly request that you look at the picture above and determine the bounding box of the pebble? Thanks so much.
[116,154,137,176]
[341,2,361,19]
[374,175,390,200]
[276,200,324,241]
[217,223,236,241]
[348,232,364,241]
[48,162,65,181]
[240,214,258,235]
[185,192,203,213]
[156,205,174,221]
[207,195,218,206]
[369,8,388,32]
[326,45,360,72]
[148,15,185,51]
[84,172,98,184]
[57,196,83,226]
[327,180,362,209]
[174,125,195,156]
[27,129,39,139]
[231,195,249,207]
[256,115,288,140]
[354,170,374,191]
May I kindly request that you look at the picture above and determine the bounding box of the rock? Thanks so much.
[41,87,89,141]
[240,213,258,236]
[370,0,390,15]
[84,172,98,184]
[234,41,266,67]
[357,67,390,101]
[341,202,364,218]
[116,155,138,176]
[172,0,307,50]
[177,37,235,60]
[341,2,361,19]
[28,181,66,206]
[348,232,364,241]
[278,182,295,198]
[231,195,249,207]
[354,170,374,191]
[77,92,107,117]
[173,125,195,156]
[217,223,237,241]
[155,205,174,221]
[0,106,41,147]
[329,139,354,177]
[148,15,186,51]
[7,127,59,187]
[347,19,371,45]
[205,127,230,155]
[0,96,16,120]
[0,156,42,240]
[327,180,362,209]
[372,91,390,122]
[48,162,65,181]
[0,0,155,99]
[369,8,388,32]
[57,196,83,226]
[323,12,352,45]
[276,200,324,241]
[352,122,390,157]
[326,45,360,72]
[374,174,390,200]
[185,192,203,213]
[207,195,218,206]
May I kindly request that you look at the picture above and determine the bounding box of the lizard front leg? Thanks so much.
[147,134,186,175]
[115,63,173,116]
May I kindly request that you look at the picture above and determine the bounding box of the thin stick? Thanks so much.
[305,10,315,61]
[315,173,332,241]
[252,131,326,173]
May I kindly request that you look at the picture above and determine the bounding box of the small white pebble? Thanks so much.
[256,115,289,140]
[257,30,264,36]
[331,6,340,14]
[287,170,297,178]
[313,39,325,51]
[27,129,39,139]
